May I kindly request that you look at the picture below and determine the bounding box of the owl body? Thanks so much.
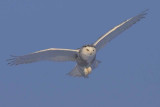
[72,45,97,77]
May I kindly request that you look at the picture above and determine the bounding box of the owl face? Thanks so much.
[80,46,96,61]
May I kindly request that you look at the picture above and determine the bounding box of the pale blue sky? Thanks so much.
[0,0,160,107]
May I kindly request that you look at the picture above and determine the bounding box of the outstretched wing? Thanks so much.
[8,48,79,66]
[93,10,148,52]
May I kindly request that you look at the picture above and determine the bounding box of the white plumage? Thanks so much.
[8,10,148,78]
[8,48,79,65]
[93,10,147,51]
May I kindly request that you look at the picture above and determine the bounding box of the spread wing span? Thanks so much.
[8,48,79,66]
[93,10,148,52]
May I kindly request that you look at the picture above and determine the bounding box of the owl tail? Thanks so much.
[67,60,101,78]
[91,60,101,69]
[67,65,84,77]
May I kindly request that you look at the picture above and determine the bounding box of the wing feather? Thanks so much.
[93,10,148,52]
[8,48,79,65]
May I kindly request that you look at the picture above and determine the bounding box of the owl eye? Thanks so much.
[93,49,94,51]
[86,49,89,51]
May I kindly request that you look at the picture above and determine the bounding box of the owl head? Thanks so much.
[79,45,96,61]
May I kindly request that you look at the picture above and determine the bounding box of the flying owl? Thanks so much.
[8,10,147,78]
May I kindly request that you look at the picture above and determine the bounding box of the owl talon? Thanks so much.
[84,67,92,76]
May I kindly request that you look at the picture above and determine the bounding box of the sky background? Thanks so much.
[0,0,160,107]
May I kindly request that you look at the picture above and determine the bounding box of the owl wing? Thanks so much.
[8,48,79,66]
[93,10,148,52]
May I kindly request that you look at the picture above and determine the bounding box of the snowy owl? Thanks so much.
[8,10,147,78]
